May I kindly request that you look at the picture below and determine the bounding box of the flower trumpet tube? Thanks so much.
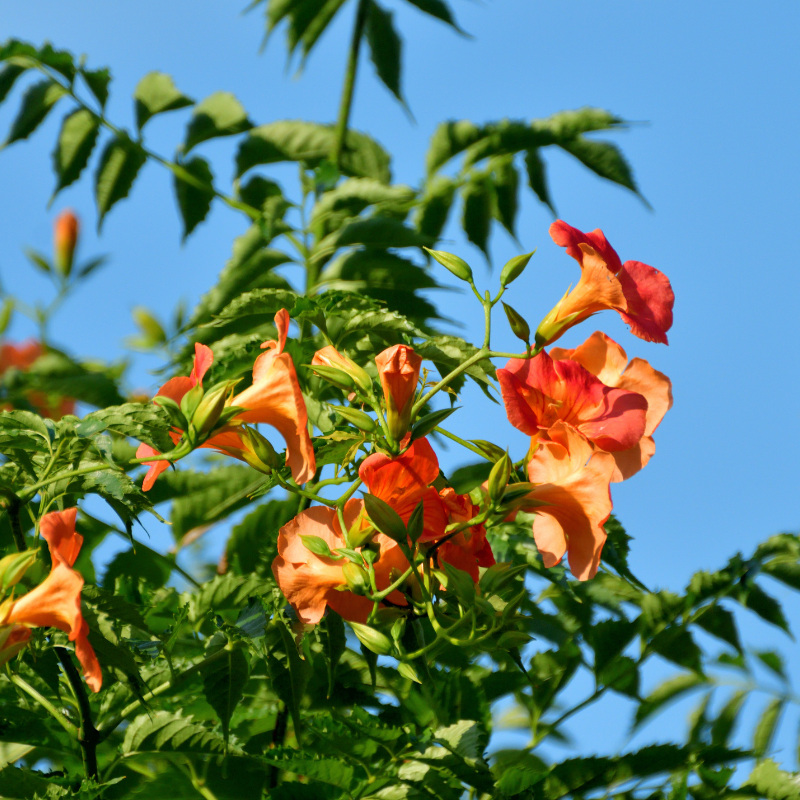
[312,345,372,394]
[551,331,673,480]
[0,509,101,691]
[535,221,674,346]
[54,209,79,278]
[520,422,615,581]
[375,344,422,442]
[137,310,315,488]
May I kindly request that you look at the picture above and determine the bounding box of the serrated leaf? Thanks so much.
[94,133,147,228]
[366,0,404,103]
[174,155,214,240]
[492,156,519,238]
[635,673,706,728]
[740,583,790,632]
[461,172,493,257]
[134,71,193,129]
[260,752,355,789]
[404,0,462,31]
[76,402,172,452]
[0,63,26,104]
[123,710,231,755]
[210,287,299,324]
[201,644,249,743]
[710,690,746,745]
[4,79,67,146]
[81,66,111,109]
[525,147,555,214]
[184,91,251,153]
[51,108,100,197]
[754,698,785,759]
[288,0,350,58]
[236,120,391,183]
[415,174,456,239]
[560,135,641,197]
[744,759,800,800]
[693,604,741,652]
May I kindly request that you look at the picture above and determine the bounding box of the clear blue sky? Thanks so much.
[3,0,800,770]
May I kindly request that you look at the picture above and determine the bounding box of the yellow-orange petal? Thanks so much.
[136,443,171,492]
[39,508,82,568]
[525,421,614,580]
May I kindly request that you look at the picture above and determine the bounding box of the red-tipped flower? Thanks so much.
[375,345,422,441]
[54,209,80,278]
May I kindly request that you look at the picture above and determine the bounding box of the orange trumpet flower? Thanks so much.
[137,310,315,489]
[498,351,648,453]
[436,488,495,582]
[0,509,101,691]
[272,503,409,625]
[551,331,673,481]
[536,221,674,346]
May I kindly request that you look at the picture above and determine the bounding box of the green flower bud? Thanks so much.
[342,562,371,596]
[348,621,394,656]
[0,550,37,595]
[333,405,377,433]
[192,382,230,436]
[240,426,281,473]
[424,247,473,282]
[500,250,535,287]
[502,302,531,346]
[154,395,189,429]
[487,452,513,503]
[311,364,355,392]
[180,383,204,421]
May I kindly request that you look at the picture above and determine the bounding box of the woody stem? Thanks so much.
[55,647,99,781]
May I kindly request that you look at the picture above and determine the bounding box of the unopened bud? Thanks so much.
[0,550,37,594]
[312,346,372,394]
[502,302,530,346]
[349,621,393,656]
[180,383,204,421]
[342,562,370,595]
[154,395,189,430]
[192,381,231,435]
[470,439,507,462]
[500,251,535,287]
[487,452,513,502]
[311,364,355,392]
[334,405,376,433]
[424,248,473,283]
[54,209,79,278]
[348,521,376,550]
[240,427,280,473]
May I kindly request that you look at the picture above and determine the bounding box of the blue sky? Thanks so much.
[3,0,800,771]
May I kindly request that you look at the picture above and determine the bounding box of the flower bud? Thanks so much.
[502,302,531,346]
[342,562,371,596]
[534,289,581,348]
[348,520,376,549]
[154,395,189,430]
[0,623,31,667]
[487,452,513,503]
[180,383,205,421]
[334,405,377,433]
[312,346,372,394]
[470,439,507,462]
[349,621,394,656]
[54,209,79,278]
[375,345,422,442]
[424,248,473,283]
[0,550,37,595]
[192,381,231,436]
[239,426,281,473]
[311,364,355,392]
[500,251,535,287]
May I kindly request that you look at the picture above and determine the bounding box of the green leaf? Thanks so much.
[590,618,637,675]
[210,287,299,325]
[492,156,519,238]
[461,172,493,257]
[342,308,423,339]
[76,402,173,452]
[3,79,67,146]
[693,604,741,652]
[174,155,214,240]
[184,91,252,153]
[404,0,462,31]
[449,461,492,494]
[201,644,250,743]
[94,133,147,228]
[426,119,483,176]
[753,698,784,759]
[755,650,787,680]
[185,573,267,621]
[597,655,639,698]
[366,0,404,104]
[0,63,26,104]
[649,627,703,673]
[260,752,355,789]
[363,493,407,543]
[415,174,456,239]
[710,690,746,745]
[134,71,193,130]
[236,120,391,183]
[300,533,334,557]
[525,147,555,214]
[82,583,149,630]
[739,583,790,632]
[762,558,800,591]
[0,706,70,750]
[560,135,642,197]
[123,710,231,755]
[286,0,350,58]
[416,335,497,390]
[744,759,800,800]
[81,66,111,109]
[635,673,706,728]
[51,108,100,197]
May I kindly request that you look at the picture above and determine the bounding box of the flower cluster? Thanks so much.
[0,509,101,691]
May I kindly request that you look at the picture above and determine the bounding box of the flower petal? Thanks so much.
[189,343,214,386]
[617,260,674,345]
[39,508,82,568]
[136,443,171,492]
[550,220,623,274]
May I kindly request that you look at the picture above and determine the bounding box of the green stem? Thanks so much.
[274,474,337,507]
[55,647,99,780]
[434,427,494,462]
[330,0,370,166]
[9,673,78,736]
[17,463,123,502]
[369,566,414,601]
[411,349,489,417]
